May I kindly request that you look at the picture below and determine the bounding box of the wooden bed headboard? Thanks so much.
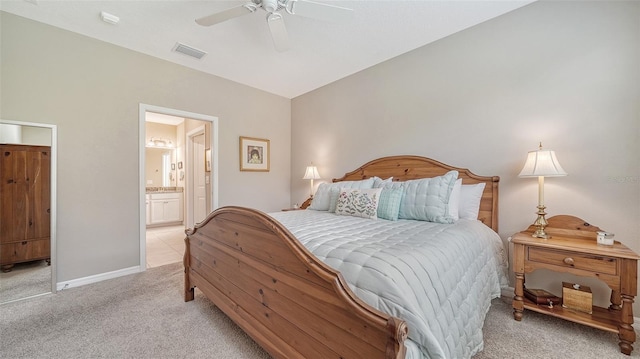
[304,155,499,232]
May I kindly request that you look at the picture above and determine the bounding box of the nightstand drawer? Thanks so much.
[528,247,618,275]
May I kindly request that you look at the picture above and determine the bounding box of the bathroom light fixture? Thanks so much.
[146,137,174,148]
[303,164,321,198]
[100,11,120,25]
[518,142,567,239]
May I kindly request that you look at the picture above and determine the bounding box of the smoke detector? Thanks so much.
[100,11,120,25]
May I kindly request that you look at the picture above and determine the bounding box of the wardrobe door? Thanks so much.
[0,146,27,243]
[27,148,51,240]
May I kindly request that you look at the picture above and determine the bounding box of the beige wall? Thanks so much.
[2,1,639,313]
[0,12,292,282]
[292,2,640,309]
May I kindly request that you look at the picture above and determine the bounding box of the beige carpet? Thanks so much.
[1,262,637,358]
[0,260,51,303]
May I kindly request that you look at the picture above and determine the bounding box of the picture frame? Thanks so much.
[205,148,211,172]
[239,136,270,172]
[171,163,176,171]
[178,161,183,170]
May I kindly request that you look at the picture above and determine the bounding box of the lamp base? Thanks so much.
[531,205,549,239]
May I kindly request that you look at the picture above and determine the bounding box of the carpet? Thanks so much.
[1,262,638,358]
[0,260,51,304]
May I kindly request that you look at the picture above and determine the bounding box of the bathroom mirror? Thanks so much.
[145,147,176,187]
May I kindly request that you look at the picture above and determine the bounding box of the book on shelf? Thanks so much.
[524,288,561,306]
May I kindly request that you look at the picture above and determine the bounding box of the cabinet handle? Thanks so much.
[563,257,574,265]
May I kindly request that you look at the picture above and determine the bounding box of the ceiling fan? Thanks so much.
[196,0,354,52]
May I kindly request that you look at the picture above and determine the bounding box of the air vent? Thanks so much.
[172,43,207,60]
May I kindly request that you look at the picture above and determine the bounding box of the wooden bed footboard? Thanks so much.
[184,206,408,359]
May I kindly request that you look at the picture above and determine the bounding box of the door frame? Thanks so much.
[0,119,57,298]
[138,104,218,270]
[186,125,205,229]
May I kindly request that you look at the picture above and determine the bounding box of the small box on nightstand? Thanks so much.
[562,282,592,314]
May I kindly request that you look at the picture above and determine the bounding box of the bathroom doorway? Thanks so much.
[138,104,218,270]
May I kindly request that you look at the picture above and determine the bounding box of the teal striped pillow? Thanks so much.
[377,187,404,221]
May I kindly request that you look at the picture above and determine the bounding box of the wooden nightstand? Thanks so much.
[512,215,640,355]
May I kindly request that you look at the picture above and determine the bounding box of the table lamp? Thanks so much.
[303,164,321,198]
[518,143,567,238]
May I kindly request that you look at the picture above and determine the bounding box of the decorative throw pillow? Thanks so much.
[377,187,404,221]
[308,178,375,211]
[335,188,382,219]
[397,170,459,224]
[372,176,393,188]
[458,183,486,220]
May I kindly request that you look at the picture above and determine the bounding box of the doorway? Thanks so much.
[187,127,208,228]
[0,119,57,304]
[138,104,218,270]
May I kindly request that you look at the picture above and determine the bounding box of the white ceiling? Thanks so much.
[1,0,534,99]
[145,112,185,125]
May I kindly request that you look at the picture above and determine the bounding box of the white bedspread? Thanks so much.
[269,210,507,359]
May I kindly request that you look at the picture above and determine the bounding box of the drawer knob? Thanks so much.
[563,257,574,265]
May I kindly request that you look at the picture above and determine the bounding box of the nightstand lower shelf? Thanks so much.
[511,216,640,356]
[522,298,619,333]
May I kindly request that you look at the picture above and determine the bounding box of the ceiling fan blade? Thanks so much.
[267,13,290,52]
[195,3,256,26]
[288,0,354,22]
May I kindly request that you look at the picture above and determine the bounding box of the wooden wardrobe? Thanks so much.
[0,144,51,272]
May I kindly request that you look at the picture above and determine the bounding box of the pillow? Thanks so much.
[397,170,459,224]
[335,188,382,219]
[458,182,486,220]
[372,176,393,188]
[447,179,462,221]
[377,187,404,221]
[328,187,341,212]
[309,178,375,211]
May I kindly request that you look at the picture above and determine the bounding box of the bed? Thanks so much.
[184,155,507,358]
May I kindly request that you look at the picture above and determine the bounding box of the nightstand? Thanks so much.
[282,197,313,211]
[512,215,640,355]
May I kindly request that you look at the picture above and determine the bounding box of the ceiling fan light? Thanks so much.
[263,0,279,13]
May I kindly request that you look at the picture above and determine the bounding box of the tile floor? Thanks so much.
[146,225,187,268]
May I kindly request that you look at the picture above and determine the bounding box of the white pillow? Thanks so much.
[397,170,458,224]
[447,178,462,221]
[309,178,375,211]
[335,188,382,219]
[458,183,486,220]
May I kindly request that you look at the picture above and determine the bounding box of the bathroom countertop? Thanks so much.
[146,187,183,193]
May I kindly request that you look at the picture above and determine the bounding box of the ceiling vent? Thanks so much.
[172,43,207,60]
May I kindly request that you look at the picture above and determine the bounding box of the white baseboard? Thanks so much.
[56,266,142,291]
[501,286,514,299]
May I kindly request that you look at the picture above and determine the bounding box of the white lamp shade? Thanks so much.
[518,149,567,177]
[303,166,321,180]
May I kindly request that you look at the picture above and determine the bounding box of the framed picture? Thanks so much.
[171,163,176,170]
[178,161,183,170]
[205,148,211,172]
[239,136,270,172]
